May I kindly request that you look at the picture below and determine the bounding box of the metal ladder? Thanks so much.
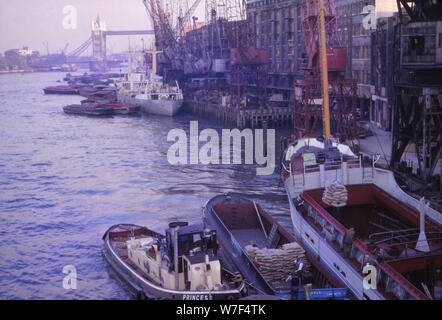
[266,224,280,249]
[292,175,305,193]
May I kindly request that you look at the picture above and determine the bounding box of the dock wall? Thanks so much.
[184,100,293,129]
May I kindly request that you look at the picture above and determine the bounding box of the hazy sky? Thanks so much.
[0,0,205,55]
[0,0,397,56]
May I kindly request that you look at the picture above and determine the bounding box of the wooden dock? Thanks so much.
[184,100,293,129]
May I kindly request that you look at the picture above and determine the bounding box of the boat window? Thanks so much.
[178,235,190,254]
[302,153,317,167]
[193,233,201,243]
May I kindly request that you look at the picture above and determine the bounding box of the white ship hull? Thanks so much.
[285,182,385,300]
[282,138,442,300]
[119,95,183,117]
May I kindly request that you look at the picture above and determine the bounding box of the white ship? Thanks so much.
[281,0,442,300]
[116,46,183,117]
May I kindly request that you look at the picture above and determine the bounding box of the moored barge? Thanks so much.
[204,193,349,300]
[63,104,113,116]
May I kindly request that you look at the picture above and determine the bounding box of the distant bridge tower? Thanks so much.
[91,16,107,63]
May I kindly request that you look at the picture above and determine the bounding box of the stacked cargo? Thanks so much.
[245,242,310,283]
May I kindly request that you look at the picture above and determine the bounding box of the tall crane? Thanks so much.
[176,0,203,37]
[391,0,442,186]
[141,0,202,77]
[293,0,357,142]
[142,0,175,51]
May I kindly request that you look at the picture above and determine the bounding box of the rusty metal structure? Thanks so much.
[180,1,271,104]
[142,0,203,79]
[391,0,442,187]
[293,0,357,142]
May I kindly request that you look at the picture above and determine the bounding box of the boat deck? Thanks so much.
[231,229,267,249]
[105,226,242,293]
[298,184,442,300]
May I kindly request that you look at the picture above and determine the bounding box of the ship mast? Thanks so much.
[319,0,331,140]
[151,45,160,76]
[147,45,163,82]
[128,39,133,74]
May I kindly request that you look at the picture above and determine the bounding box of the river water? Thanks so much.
[0,72,292,299]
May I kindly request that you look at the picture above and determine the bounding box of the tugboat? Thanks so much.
[204,193,349,300]
[280,0,442,300]
[102,223,247,300]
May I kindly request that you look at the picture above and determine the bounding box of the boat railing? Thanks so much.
[324,160,343,171]
[368,228,442,246]
[376,261,429,300]
[368,228,420,243]
[285,155,371,190]
[304,164,321,174]
[293,156,364,175]
[368,233,442,258]
[347,157,362,169]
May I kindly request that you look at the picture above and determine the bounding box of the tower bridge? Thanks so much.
[67,16,154,70]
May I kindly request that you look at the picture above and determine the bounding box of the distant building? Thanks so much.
[370,14,397,131]
[335,0,397,129]
[335,0,374,121]
[247,0,305,91]
[0,53,7,71]
[4,48,29,70]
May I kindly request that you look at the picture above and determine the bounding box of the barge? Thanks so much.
[204,193,349,300]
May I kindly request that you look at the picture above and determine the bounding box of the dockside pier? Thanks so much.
[184,100,293,129]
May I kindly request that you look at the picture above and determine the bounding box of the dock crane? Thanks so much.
[141,0,203,78]
[293,0,358,142]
